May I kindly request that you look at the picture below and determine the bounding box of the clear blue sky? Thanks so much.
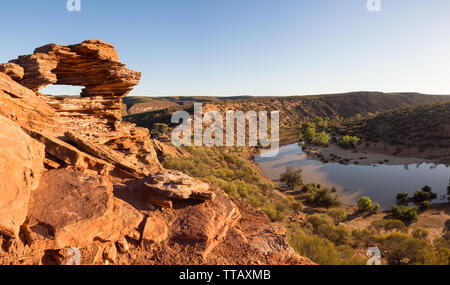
[0,0,449,96]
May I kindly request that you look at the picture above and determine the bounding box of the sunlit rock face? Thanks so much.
[2,40,161,177]
[0,40,311,265]
[10,40,140,98]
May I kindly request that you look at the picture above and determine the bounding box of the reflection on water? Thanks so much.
[254,143,450,208]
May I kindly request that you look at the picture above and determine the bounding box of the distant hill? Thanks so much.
[124,92,450,143]
[122,97,178,115]
[123,96,252,115]
[339,100,450,149]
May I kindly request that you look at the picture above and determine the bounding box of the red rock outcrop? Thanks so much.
[0,63,24,81]
[142,214,169,246]
[0,115,45,238]
[1,40,162,177]
[0,40,311,265]
[0,72,56,132]
[143,170,216,201]
[153,139,192,159]
[25,169,142,250]
[10,40,140,98]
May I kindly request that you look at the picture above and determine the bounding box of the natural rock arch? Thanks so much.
[10,40,141,98]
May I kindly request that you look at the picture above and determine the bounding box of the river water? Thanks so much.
[254,143,450,208]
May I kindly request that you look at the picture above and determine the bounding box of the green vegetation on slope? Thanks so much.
[162,146,299,221]
[338,100,450,150]
[162,146,450,265]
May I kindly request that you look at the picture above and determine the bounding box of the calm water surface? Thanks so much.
[254,143,450,208]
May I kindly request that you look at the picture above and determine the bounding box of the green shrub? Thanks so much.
[422,185,432,192]
[413,186,437,202]
[262,203,277,221]
[433,238,450,265]
[390,205,418,222]
[371,233,434,265]
[292,201,304,211]
[303,183,321,193]
[357,197,372,211]
[307,214,351,245]
[351,228,373,247]
[150,123,169,138]
[357,196,378,213]
[327,209,347,224]
[372,203,380,213]
[280,166,303,190]
[288,229,344,265]
[412,228,429,240]
[309,188,340,208]
[299,121,330,146]
[420,200,430,210]
[314,117,329,128]
[337,135,360,148]
[312,131,330,146]
[163,146,275,215]
[396,192,409,202]
[300,122,316,141]
[370,219,407,234]
[383,219,407,233]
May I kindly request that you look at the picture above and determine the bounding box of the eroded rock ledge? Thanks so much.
[0,40,312,265]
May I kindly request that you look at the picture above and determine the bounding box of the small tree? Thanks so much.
[328,209,347,225]
[150,123,169,138]
[311,188,340,208]
[372,203,380,213]
[372,233,433,265]
[313,131,330,146]
[390,205,418,222]
[412,228,429,240]
[357,196,373,212]
[383,219,407,233]
[396,192,409,202]
[420,200,430,210]
[314,117,324,126]
[413,186,437,202]
[303,124,316,141]
[338,135,360,148]
[280,166,303,190]
[422,185,432,193]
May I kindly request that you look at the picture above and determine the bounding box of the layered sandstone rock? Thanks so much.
[0,72,56,132]
[204,199,316,265]
[10,40,140,98]
[26,169,142,249]
[1,40,162,177]
[0,115,45,238]
[64,131,151,178]
[153,139,192,159]
[171,188,240,258]
[24,129,114,175]
[0,63,24,81]
[143,169,216,201]
[142,214,168,246]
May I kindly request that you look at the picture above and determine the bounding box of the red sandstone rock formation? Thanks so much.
[0,63,24,81]
[10,40,140,97]
[0,40,313,265]
[25,169,142,250]
[1,40,162,177]
[0,115,45,238]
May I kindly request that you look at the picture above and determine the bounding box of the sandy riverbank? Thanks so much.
[302,143,441,166]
